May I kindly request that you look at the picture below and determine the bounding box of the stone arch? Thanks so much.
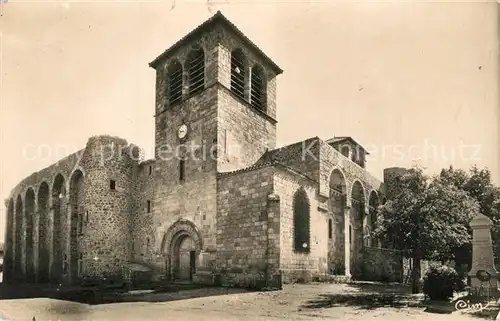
[51,173,66,283]
[368,190,379,247]
[350,180,365,278]
[250,64,267,111]
[350,180,366,214]
[50,172,68,193]
[25,187,36,282]
[161,219,203,281]
[69,169,84,282]
[230,48,247,100]
[37,181,50,283]
[166,59,183,105]
[68,167,86,181]
[328,168,347,275]
[186,47,205,95]
[5,198,14,282]
[14,194,23,281]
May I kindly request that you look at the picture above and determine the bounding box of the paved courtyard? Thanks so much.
[0,282,491,321]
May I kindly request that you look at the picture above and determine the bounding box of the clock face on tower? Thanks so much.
[178,124,188,139]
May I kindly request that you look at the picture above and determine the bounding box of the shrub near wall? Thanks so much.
[423,264,463,301]
[361,247,403,282]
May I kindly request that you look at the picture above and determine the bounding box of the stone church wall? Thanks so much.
[275,167,329,283]
[361,247,404,282]
[319,140,382,199]
[216,165,279,288]
[130,159,156,268]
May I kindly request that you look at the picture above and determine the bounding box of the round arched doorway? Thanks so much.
[174,235,197,281]
[161,219,203,283]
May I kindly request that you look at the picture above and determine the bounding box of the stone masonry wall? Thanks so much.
[383,167,408,200]
[4,135,142,284]
[131,160,156,268]
[78,136,138,281]
[216,25,279,120]
[152,85,219,275]
[361,247,403,282]
[216,165,280,288]
[215,21,278,173]
[319,140,382,201]
[217,88,276,173]
[4,150,83,283]
[275,166,329,283]
[153,28,219,117]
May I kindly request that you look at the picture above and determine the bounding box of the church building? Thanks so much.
[3,11,405,288]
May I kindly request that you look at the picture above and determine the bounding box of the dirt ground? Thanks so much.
[0,282,490,321]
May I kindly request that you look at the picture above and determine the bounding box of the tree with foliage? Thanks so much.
[374,166,479,294]
[437,166,500,264]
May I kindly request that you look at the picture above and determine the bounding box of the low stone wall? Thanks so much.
[193,267,282,290]
[280,268,329,284]
[361,247,404,282]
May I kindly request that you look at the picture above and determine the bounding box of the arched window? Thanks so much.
[187,48,205,95]
[250,64,266,111]
[167,60,183,105]
[293,188,310,253]
[328,218,332,239]
[230,49,246,100]
[340,145,350,158]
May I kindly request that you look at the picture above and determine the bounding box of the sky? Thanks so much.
[0,0,498,240]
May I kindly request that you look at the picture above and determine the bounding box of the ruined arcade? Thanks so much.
[3,12,404,287]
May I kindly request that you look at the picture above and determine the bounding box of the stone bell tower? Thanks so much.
[149,10,283,177]
[146,11,283,280]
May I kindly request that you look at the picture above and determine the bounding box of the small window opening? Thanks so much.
[149,165,152,175]
[167,60,183,105]
[110,180,116,190]
[328,219,333,239]
[341,145,350,158]
[250,65,266,111]
[187,48,205,95]
[147,200,151,213]
[179,159,185,181]
[231,49,246,100]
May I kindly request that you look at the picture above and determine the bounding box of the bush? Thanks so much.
[423,264,463,300]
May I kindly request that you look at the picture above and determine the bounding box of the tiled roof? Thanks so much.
[256,140,308,165]
[217,161,277,178]
[149,11,283,75]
